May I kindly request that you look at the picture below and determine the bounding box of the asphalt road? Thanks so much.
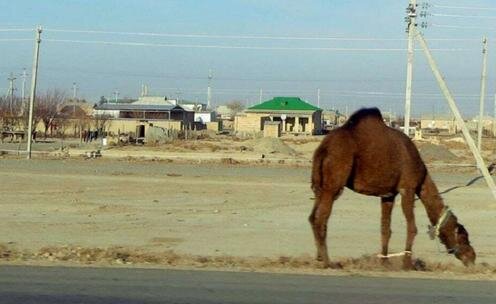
[0,265,494,304]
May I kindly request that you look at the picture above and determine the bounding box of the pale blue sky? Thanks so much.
[1,0,496,116]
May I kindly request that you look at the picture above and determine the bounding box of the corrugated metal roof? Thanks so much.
[94,103,186,112]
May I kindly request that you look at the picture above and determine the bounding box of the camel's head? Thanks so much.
[438,218,476,266]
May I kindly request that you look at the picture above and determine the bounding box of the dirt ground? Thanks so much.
[0,136,495,279]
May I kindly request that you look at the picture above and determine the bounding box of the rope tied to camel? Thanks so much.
[427,206,459,255]
[376,251,412,259]
[428,206,453,240]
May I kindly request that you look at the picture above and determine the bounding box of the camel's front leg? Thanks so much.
[379,196,395,263]
[400,189,417,269]
[309,188,337,268]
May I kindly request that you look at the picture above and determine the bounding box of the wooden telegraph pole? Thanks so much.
[404,0,417,136]
[26,26,42,160]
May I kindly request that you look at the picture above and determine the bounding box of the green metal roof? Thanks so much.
[248,97,321,112]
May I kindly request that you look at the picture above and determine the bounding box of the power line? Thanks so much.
[432,13,496,20]
[0,28,33,32]
[153,86,485,98]
[45,28,408,42]
[43,38,474,52]
[0,38,32,42]
[43,38,406,51]
[433,5,496,11]
[432,23,496,32]
[43,27,486,42]
[37,66,489,84]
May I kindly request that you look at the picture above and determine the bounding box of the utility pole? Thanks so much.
[27,26,42,160]
[21,68,27,102]
[72,82,78,99]
[477,37,488,151]
[7,72,16,116]
[404,0,417,136]
[207,69,212,109]
[494,94,496,138]
[389,107,393,126]
[317,88,321,108]
[416,29,496,201]
[259,88,263,104]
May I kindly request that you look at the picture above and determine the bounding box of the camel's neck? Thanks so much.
[418,173,445,225]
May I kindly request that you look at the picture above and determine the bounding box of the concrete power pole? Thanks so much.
[27,26,42,160]
[72,82,78,99]
[416,29,496,201]
[259,89,263,104]
[207,69,212,109]
[477,37,488,151]
[7,72,16,115]
[21,68,27,102]
[404,0,417,136]
[317,88,321,108]
[494,94,496,137]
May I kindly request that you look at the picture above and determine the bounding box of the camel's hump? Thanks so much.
[342,107,384,128]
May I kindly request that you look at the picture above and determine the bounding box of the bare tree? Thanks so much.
[36,89,66,138]
[0,96,24,131]
[92,114,112,134]
[73,110,92,140]
[225,100,245,115]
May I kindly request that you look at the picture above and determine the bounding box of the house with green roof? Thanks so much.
[234,97,323,135]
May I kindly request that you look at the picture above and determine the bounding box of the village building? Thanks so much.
[322,109,347,129]
[93,96,195,138]
[420,114,458,135]
[467,115,496,137]
[234,97,322,136]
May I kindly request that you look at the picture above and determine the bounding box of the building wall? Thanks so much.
[235,111,322,135]
[313,111,322,134]
[234,113,262,134]
[195,112,214,123]
[93,109,120,118]
[420,118,458,134]
[106,119,182,136]
[263,122,281,138]
[206,121,220,131]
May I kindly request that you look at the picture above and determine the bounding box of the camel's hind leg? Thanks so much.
[309,188,341,268]
[309,140,353,268]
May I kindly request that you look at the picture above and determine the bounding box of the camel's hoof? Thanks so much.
[329,261,343,269]
[380,258,392,267]
[402,256,414,271]
[320,261,343,269]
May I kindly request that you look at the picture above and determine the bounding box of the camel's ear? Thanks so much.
[456,224,470,244]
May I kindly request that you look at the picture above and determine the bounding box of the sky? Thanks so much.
[1,0,496,117]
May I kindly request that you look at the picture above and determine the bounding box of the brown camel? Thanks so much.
[309,108,476,268]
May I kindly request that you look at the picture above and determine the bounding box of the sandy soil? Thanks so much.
[1,149,495,279]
